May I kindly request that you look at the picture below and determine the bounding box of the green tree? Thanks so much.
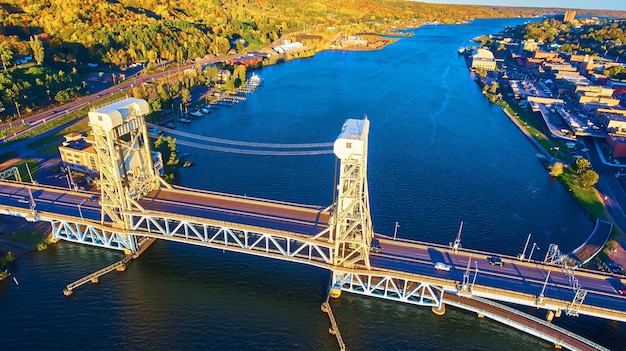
[29,36,45,65]
[577,169,599,189]
[0,42,13,71]
[549,162,564,177]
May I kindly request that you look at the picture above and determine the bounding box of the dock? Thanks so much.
[321,301,346,351]
[63,237,156,296]
[63,254,132,296]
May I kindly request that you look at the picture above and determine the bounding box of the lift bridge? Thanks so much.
[1,98,625,350]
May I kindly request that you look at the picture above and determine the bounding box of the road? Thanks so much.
[2,180,625,320]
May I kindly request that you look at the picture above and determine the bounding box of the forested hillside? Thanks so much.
[0,0,623,120]
[0,0,531,67]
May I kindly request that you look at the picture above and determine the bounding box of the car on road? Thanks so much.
[618,289,626,295]
[488,255,503,266]
[370,238,381,253]
[434,262,451,271]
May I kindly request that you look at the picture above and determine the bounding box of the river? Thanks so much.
[1,18,624,350]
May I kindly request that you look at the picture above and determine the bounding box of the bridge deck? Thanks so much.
[141,188,331,236]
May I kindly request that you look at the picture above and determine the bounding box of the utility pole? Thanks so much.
[393,221,399,240]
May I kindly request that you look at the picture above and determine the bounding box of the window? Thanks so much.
[346,142,352,149]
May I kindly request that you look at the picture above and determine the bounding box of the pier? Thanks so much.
[63,237,155,296]
[63,254,132,296]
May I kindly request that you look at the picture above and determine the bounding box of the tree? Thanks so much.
[577,169,599,189]
[181,88,191,105]
[0,42,13,71]
[549,162,564,177]
[575,157,591,174]
[488,82,499,94]
[29,36,45,65]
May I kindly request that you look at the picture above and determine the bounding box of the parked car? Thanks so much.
[488,255,504,266]
[434,262,451,271]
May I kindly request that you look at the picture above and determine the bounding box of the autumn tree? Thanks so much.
[29,36,45,65]
[181,88,191,105]
[549,162,564,177]
[575,157,591,174]
[0,42,13,71]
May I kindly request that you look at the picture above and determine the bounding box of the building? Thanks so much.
[471,48,497,71]
[564,10,576,23]
[228,55,263,66]
[59,132,163,176]
[59,133,98,173]
[273,41,303,54]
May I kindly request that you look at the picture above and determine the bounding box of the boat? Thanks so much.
[178,118,191,123]
[201,107,210,114]
[190,111,203,118]
[166,123,176,129]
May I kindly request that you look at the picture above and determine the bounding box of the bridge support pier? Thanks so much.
[546,310,554,322]
[432,303,446,316]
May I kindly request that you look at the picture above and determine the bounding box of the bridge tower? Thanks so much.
[331,118,374,269]
[88,98,169,231]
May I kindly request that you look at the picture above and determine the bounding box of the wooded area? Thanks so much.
[0,0,624,120]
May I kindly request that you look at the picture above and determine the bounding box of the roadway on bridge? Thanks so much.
[371,237,626,316]
[140,188,331,236]
[2,180,626,320]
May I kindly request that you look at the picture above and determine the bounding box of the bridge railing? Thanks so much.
[471,297,610,351]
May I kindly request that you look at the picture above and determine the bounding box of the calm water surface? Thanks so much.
[1,18,624,350]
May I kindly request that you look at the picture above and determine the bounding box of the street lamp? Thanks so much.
[552,146,559,160]
[393,221,399,240]
[14,100,21,119]
[528,243,539,262]
[519,233,531,260]
[538,271,551,303]
[78,195,99,222]
[78,198,88,222]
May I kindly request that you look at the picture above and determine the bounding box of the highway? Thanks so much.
[1,179,626,321]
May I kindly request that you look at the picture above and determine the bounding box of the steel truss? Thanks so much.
[50,219,137,251]
[128,213,334,268]
[332,270,446,307]
[332,118,374,270]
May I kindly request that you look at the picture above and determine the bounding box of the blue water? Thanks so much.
[1,18,624,350]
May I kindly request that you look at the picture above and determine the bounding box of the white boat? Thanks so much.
[178,118,191,123]
[190,111,203,117]
[201,107,210,114]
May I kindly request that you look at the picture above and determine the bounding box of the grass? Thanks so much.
[25,118,90,150]
[557,166,605,219]
[10,158,40,181]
